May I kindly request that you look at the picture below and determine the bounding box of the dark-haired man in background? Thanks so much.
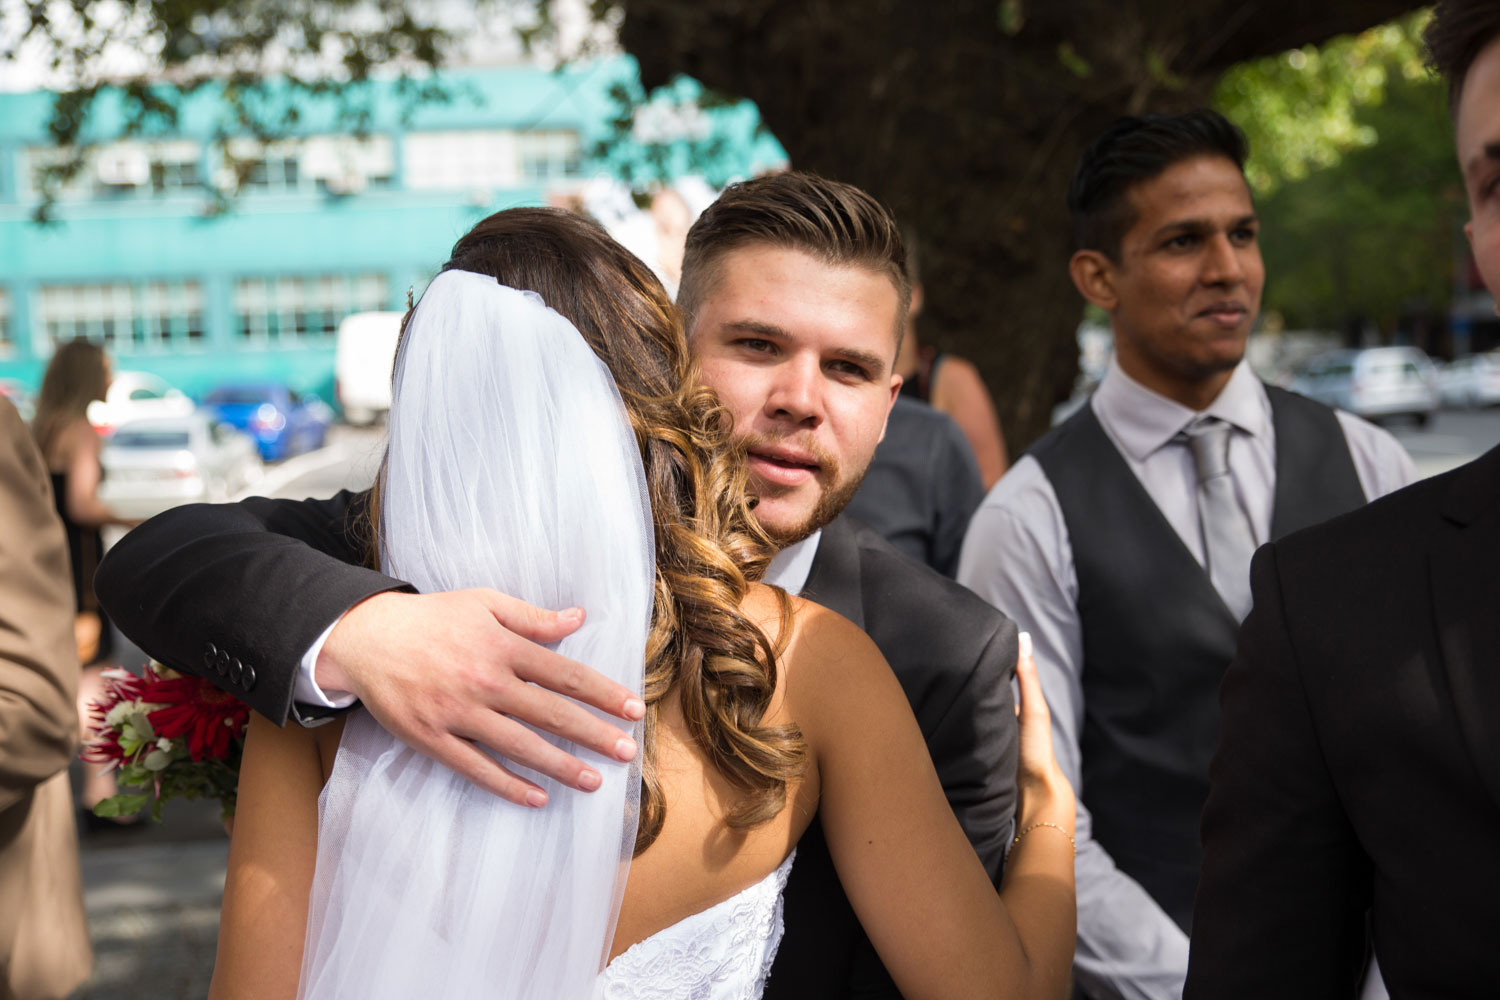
[958,109,1413,998]
[1186,2,1500,994]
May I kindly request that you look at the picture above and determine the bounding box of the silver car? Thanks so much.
[1290,347,1439,426]
[1437,352,1500,408]
[100,414,263,520]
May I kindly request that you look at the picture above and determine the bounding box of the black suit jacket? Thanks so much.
[97,499,1018,999]
[1185,444,1500,997]
[766,516,1017,999]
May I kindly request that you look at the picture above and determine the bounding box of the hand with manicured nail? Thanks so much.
[1012,631,1076,831]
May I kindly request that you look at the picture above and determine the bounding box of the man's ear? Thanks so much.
[1069,249,1119,312]
[878,375,902,443]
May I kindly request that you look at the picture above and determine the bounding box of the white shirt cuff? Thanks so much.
[294,620,358,710]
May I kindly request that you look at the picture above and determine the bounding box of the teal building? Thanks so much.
[0,60,783,402]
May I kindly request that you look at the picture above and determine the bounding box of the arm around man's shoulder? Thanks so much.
[96,491,411,724]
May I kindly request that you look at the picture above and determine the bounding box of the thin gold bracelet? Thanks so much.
[1011,821,1076,857]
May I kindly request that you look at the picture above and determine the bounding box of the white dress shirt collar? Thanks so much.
[1091,356,1270,462]
[762,530,821,596]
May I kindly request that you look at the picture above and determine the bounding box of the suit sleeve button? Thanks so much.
[229,657,243,684]
[204,642,218,669]
[242,664,257,690]
[216,649,230,675]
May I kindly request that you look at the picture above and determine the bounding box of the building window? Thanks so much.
[403,129,583,191]
[146,141,203,195]
[233,273,388,344]
[403,130,519,190]
[227,140,303,194]
[243,154,300,191]
[150,159,200,192]
[517,130,582,182]
[91,145,151,199]
[38,281,204,353]
[26,141,204,201]
[302,135,396,195]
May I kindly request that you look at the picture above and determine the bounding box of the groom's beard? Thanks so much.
[738,430,869,549]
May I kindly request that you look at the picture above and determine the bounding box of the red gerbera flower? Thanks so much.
[138,668,251,762]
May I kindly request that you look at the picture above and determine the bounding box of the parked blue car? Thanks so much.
[202,383,332,462]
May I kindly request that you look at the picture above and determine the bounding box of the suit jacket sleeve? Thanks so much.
[95,491,413,726]
[927,616,1018,880]
[0,401,80,813]
[1185,542,1370,999]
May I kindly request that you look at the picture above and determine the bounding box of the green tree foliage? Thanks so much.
[1217,13,1434,194]
[5,0,467,218]
[1215,11,1465,335]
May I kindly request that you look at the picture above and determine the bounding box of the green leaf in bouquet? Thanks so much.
[129,711,155,742]
[93,793,149,818]
[117,761,155,789]
[143,748,173,771]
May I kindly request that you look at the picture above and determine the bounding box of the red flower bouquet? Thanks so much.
[83,663,250,821]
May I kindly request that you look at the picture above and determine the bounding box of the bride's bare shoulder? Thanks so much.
[741,584,886,691]
[740,584,868,656]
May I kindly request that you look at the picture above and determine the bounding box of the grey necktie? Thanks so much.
[1179,417,1256,620]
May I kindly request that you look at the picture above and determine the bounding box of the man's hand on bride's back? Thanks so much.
[316,589,646,806]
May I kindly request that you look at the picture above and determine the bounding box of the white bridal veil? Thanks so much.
[298,270,655,999]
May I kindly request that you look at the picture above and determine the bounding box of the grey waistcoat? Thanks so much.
[1030,385,1366,930]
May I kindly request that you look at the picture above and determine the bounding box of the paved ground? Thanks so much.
[68,410,1500,997]
[74,832,227,999]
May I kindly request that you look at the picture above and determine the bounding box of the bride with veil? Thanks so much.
[210,207,1076,1000]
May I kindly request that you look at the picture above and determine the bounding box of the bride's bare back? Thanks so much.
[214,583,1075,1000]
[610,584,817,960]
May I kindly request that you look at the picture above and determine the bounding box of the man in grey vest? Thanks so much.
[957,110,1414,999]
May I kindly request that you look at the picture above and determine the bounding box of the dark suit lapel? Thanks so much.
[799,517,866,630]
[1429,447,1500,811]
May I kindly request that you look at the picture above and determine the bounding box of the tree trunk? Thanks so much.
[619,0,1419,450]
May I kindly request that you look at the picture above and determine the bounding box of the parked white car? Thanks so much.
[1289,346,1439,426]
[87,370,195,437]
[335,311,402,425]
[100,415,262,520]
[1437,352,1500,408]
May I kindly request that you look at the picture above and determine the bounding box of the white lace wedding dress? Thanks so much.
[598,851,796,1000]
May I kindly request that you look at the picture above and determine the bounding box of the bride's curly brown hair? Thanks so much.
[363,207,804,853]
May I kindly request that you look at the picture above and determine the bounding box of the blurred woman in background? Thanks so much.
[896,230,1010,488]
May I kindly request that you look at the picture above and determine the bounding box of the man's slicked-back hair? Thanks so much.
[1425,0,1500,109]
[1068,109,1250,261]
[678,171,911,343]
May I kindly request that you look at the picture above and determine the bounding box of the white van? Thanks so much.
[335,311,403,425]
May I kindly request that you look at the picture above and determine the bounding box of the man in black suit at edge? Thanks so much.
[1185,3,1500,994]
[97,172,1020,999]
